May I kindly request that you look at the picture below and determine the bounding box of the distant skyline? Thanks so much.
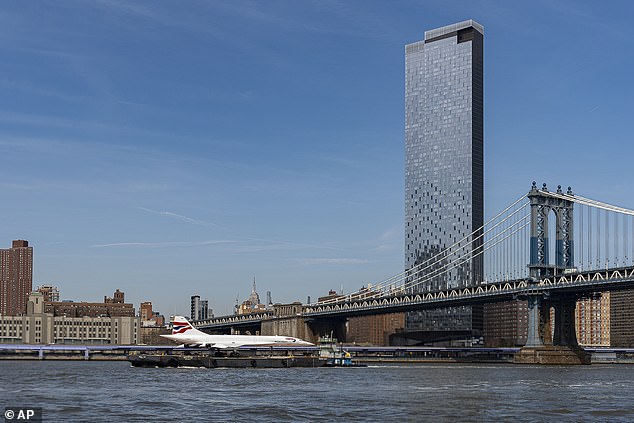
[1,1,633,317]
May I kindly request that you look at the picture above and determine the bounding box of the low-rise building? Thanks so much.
[36,285,60,302]
[44,289,135,318]
[138,326,172,345]
[139,301,165,327]
[0,292,139,345]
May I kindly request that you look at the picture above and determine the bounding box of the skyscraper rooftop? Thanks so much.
[424,19,484,41]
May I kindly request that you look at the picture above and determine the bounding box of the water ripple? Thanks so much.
[1,361,634,421]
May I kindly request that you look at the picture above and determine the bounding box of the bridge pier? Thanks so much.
[552,297,578,347]
[261,316,315,341]
[524,294,543,348]
[539,304,552,346]
[515,292,589,365]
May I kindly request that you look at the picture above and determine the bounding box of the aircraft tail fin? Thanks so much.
[171,316,206,336]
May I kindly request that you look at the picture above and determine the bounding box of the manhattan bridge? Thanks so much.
[199,182,634,350]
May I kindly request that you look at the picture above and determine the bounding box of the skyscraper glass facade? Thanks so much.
[405,20,484,332]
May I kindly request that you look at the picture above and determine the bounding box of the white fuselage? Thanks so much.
[161,333,313,348]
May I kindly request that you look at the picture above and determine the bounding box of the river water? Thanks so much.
[1,361,634,422]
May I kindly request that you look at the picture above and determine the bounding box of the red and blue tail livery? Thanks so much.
[171,321,193,335]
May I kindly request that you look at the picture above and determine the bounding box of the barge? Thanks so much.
[128,353,325,368]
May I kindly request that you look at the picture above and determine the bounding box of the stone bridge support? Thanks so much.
[551,297,578,347]
[524,293,544,348]
[261,316,315,341]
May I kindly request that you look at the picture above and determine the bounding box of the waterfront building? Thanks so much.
[44,289,135,317]
[44,300,135,318]
[139,301,165,327]
[483,301,528,347]
[575,294,610,347]
[0,240,33,316]
[0,292,139,345]
[140,301,153,320]
[347,313,405,346]
[562,293,633,348]
[138,326,171,345]
[36,284,60,302]
[610,291,634,347]
[404,20,484,338]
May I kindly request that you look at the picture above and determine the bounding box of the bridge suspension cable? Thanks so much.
[400,205,529,292]
[545,190,634,272]
[314,194,530,305]
[313,187,634,307]
[402,216,530,293]
[367,193,528,290]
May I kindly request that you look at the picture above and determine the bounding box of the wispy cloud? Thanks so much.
[314,154,365,170]
[209,236,342,254]
[0,111,168,139]
[380,227,399,240]
[300,258,371,265]
[92,0,159,21]
[91,240,235,248]
[87,0,287,63]
[0,78,86,103]
[136,207,220,228]
[371,226,401,252]
[210,0,393,39]
[373,244,398,252]
[239,90,254,99]
[538,0,627,39]
[122,183,171,193]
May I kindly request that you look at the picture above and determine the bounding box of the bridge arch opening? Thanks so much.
[548,208,557,274]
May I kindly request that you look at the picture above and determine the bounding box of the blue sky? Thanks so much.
[1,1,633,317]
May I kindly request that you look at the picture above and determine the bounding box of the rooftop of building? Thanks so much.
[46,301,133,307]
[424,19,484,41]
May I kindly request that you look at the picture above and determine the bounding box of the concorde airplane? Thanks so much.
[160,316,314,349]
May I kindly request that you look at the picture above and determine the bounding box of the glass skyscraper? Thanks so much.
[405,20,484,335]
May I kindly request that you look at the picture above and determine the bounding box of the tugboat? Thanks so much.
[318,335,366,367]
